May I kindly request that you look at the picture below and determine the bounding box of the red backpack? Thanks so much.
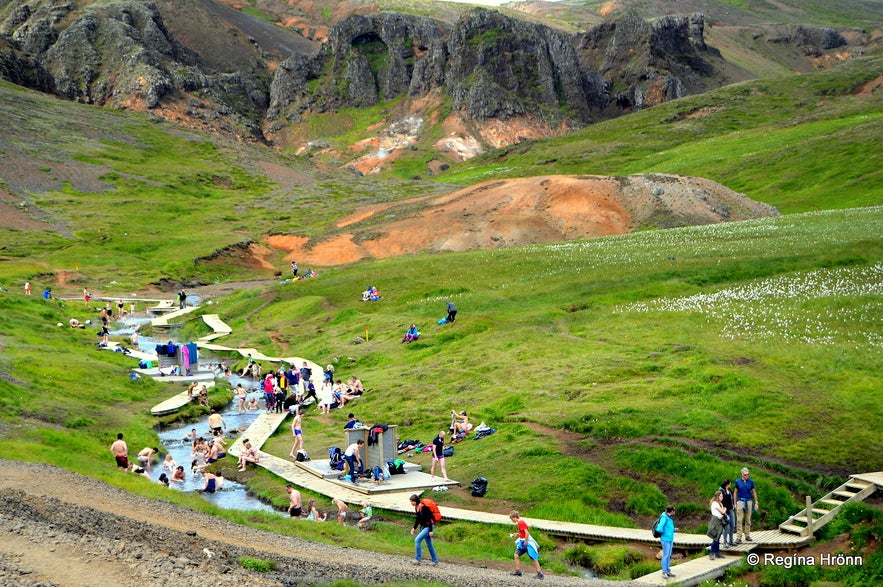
[420,498,442,524]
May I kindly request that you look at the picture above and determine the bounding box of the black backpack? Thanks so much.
[652,515,664,538]
[470,477,488,497]
[328,446,343,470]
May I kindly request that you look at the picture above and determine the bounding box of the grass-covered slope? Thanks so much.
[429,55,883,214]
[0,203,879,577]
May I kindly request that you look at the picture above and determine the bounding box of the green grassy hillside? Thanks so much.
[428,55,883,214]
[0,25,881,583]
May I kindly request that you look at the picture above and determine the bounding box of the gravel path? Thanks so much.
[0,460,634,587]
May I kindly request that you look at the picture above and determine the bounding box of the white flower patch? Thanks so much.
[621,263,883,346]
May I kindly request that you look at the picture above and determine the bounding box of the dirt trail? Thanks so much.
[0,460,629,587]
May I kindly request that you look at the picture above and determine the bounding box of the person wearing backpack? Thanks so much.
[655,505,678,579]
[409,494,439,566]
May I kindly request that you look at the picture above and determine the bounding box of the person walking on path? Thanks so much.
[445,301,457,323]
[291,261,298,277]
[430,430,450,482]
[720,478,736,547]
[409,494,438,566]
[708,490,727,560]
[178,290,187,309]
[289,408,304,458]
[110,433,128,469]
[509,511,543,579]
[734,467,759,543]
[655,505,677,579]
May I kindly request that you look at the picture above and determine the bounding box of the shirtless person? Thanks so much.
[205,437,227,464]
[207,410,226,437]
[110,433,128,469]
[332,497,348,525]
[286,485,303,518]
[236,383,247,413]
[137,447,159,469]
[289,408,304,458]
[237,439,259,472]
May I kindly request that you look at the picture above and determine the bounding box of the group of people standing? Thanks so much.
[656,467,760,578]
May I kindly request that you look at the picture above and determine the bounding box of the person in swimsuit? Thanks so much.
[207,410,226,437]
[289,408,304,458]
[304,499,327,522]
[286,485,302,517]
[200,471,219,493]
[332,498,348,525]
[110,433,128,469]
[237,440,259,472]
[170,466,185,483]
[205,438,227,464]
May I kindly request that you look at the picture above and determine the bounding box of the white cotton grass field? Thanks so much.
[622,260,882,346]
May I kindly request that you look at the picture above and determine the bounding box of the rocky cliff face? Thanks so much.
[0,0,868,149]
[269,9,720,129]
[0,0,272,139]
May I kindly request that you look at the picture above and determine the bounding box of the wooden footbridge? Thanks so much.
[127,307,882,586]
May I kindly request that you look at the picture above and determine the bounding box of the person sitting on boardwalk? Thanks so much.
[402,324,420,343]
[237,439,260,472]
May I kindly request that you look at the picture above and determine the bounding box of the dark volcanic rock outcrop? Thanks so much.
[0,0,305,139]
[269,9,722,128]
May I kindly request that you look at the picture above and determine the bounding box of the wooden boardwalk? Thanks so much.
[151,305,196,327]
[138,306,882,585]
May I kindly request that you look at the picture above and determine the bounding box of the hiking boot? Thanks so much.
[411,559,420,565]
[431,561,438,567]
[745,536,752,542]
[511,570,523,576]
[536,571,544,580]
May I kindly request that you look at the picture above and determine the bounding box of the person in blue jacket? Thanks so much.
[656,505,677,579]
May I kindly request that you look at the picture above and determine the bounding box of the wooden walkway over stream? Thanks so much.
[133,307,882,586]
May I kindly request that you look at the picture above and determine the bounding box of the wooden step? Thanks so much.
[779,523,808,535]
[834,490,859,499]
[812,508,832,516]
[820,498,845,507]
[845,481,871,491]
[782,517,808,527]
